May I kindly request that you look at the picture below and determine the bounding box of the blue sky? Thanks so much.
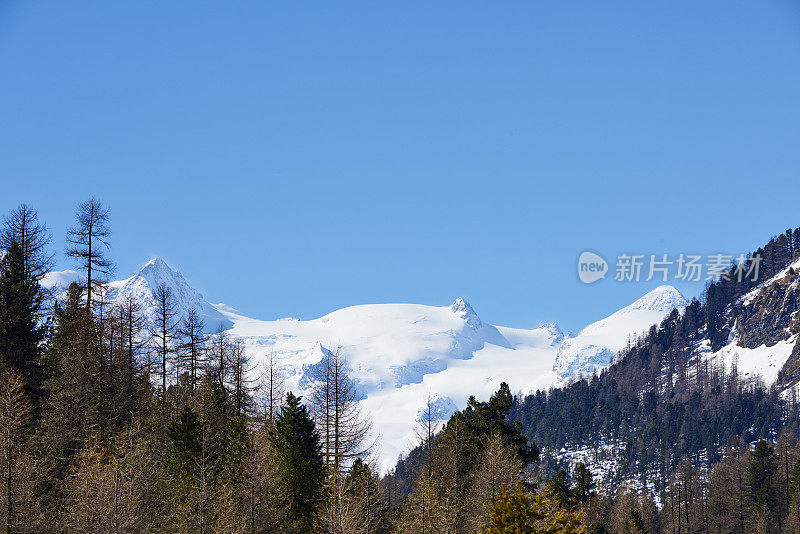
[1,1,799,333]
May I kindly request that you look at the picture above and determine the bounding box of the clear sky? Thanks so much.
[1,1,799,333]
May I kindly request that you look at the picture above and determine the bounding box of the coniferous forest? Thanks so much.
[4,199,800,533]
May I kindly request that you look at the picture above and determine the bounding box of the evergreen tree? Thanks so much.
[480,482,541,534]
[573,463,595,504]
[39,282,101,492]
[622,509,645,534]
[270,392,325,533]
[479,482,584,534]
[343,458,390,533]
[0,243,45,404]
[167,405,203,489]
[548,469,572,509]
[747,440,778,513]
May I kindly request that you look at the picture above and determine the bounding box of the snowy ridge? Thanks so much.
[105,258,233,333]
[552,285,689,382]
[43,258,232,333]
[42,259,695,470]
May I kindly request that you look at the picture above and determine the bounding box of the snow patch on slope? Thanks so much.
[553,286,688,382]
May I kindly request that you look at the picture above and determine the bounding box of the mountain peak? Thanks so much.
[627,285,687,313]
[539,322,565,344]
[105,257,231,333]
[450,296,473,314]
[138,256,175,275]
[553,285,689,383]
[450,297,484,329]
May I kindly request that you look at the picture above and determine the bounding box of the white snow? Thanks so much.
[39,260,699,471]
[213,297,564,468]
[41,258,233,333]
[696,334,797,387]
[40,269,82,291]
[553,286,688,382]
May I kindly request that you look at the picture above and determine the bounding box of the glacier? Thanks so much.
[42,258,688,470]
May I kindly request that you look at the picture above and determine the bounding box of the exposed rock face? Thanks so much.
[730,263,800,385]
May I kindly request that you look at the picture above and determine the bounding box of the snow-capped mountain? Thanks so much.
[40,269,82,291]
[552,285,689,382]
[43,257,232,333]
[42,258,688,470]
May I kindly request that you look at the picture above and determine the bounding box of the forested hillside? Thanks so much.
[389,228,800,533]
[6,198,800,533]
[511,229,800,482]
[0,201,392,533]
[502,228,800,532]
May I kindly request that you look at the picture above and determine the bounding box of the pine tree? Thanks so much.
[343,458,390,533]
[480,482,542,533]
[0,243,46,404]
[479,482,584,534]
[548,469,572,509]
[270,392,325,533]
[167,405,203,489]
[573,463,595,504]
[747,439,778,525]
[622,509,645,534]
[39,282,102,488]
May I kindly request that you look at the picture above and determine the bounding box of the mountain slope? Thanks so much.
[43,257,232,333]
[511,229,800,497]
[42,257,690,469]
[553,285,689,382]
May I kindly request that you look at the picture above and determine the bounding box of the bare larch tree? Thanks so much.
[309,350,372,483]
[65,198,113,314]
[150,284,178,394]
[118,297,149,407]
[258,351,285,424]
[178,308,206,392]
[0,203,54,280]
[208,328,229,394]
[229,340,254,416]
